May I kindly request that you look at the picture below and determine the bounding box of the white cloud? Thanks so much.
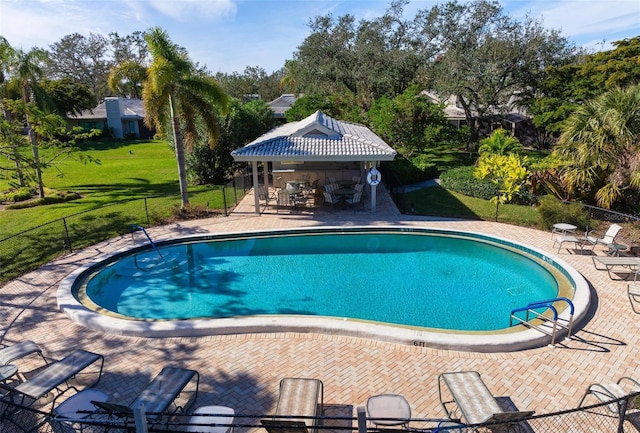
[536,1,639,37]
[145,0,237,22]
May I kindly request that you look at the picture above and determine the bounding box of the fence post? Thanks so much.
[62,218,72,253]
[222,186,228,216]
[133,403,148,433]
[357,406,367,433]
[617,398,628,433]
[233,179,238,206]
[144,197,150,226]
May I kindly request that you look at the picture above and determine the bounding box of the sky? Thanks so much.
[1,0,639,75]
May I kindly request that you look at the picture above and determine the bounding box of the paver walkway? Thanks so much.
[1,187,639,429]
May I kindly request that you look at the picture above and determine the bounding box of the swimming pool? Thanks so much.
[58,227,589,351]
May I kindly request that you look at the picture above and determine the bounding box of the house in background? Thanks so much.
[68,97,154,139]
[267,94,298,121]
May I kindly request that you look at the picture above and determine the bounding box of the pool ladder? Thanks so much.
[510,297,574,347]
[130,224,162,258]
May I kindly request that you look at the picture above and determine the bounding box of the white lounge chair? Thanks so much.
[592,256,640,281]
[438,371,533,426]
[0,340,47,368]
[1,349,104,407]
[586,224,623,252]
[262,378,323,433]
[578,377,640,414]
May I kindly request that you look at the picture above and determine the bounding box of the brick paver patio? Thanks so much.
[1,187,639,429]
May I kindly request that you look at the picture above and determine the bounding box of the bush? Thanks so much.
[440,166,537,205]
[0,187,35,203]
[440,166,497,199]
[5,190,81,209]
[537,195,588,231]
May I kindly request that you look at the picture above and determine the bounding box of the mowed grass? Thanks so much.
[406,186,541,227]
[1,139,225,236]
[0,139,238,282]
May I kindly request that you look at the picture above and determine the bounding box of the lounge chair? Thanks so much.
[552,235,585,253]
[592,256,640,280]
[578,377,640,414]
[1,349,104,407]
[82,366,198,428]
[261,377,323,433]
[131,366,199,416]
[438,371,534,426]
[586,224,623,252]
[0,340,47,367]
[629,284,640,313]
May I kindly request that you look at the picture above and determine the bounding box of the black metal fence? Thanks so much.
[0,173,252,283]
[1,391,639,433]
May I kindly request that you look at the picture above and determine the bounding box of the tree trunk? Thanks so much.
[457,95,478,150]
[25,113,45,198]
[169,95,190,208]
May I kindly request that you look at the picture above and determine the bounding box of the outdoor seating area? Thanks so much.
[551,222,640,285]
[257,176,368,214]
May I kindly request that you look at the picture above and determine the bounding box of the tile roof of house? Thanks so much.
[70,98,145,120]
[232,111,396,162]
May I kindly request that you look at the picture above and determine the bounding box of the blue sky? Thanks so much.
[1,0,639,74]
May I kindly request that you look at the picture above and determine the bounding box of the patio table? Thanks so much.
[334,188,356,198]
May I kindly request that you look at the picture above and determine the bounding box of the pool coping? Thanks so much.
[57,226,591,352]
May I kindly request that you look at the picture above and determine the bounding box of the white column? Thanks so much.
[252,161,260,214]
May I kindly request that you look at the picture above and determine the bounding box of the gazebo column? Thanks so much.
[252,160,260,214]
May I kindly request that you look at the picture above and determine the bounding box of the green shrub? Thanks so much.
[537,195,588,230]
[440,166,496,199]
[440,166,537,205]
[0,187,35,203]
[6,191,81,209]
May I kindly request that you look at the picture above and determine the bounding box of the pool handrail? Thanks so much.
[510,303,561,346]
[510,297,576,347]
[130,224,162,258]
[527,297,575,338]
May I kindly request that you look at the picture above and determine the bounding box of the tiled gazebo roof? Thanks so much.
[231,111,396,162]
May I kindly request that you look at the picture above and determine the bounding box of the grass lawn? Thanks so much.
[406,185,541,227]
[1,139,231,236]
[0,139,240,282]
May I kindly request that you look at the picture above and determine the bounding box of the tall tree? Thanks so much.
[417,0,575,144]
[45,33,111,100]
[142,27,230,208]
[0,36,28,188]
[533,36,640,134]
[7,47,50,198]
[553,84,640,210]
[108,60,147,98]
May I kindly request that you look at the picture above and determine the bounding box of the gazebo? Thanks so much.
[231,111,397,214]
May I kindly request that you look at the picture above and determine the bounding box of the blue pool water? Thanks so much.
[80,230,561,331]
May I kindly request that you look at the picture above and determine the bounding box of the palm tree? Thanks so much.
[478,128,524,156]
[142,27,229,208]
[554,84,640,209]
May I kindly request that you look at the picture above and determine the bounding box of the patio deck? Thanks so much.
[1,186,638,428]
